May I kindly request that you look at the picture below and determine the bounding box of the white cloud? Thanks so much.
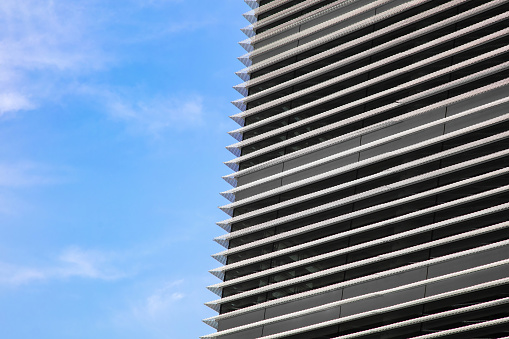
[0,247,124,286]
[0,0,212,132]
[0,0,109,71]
[102,90,205,135]
[142,280,186,317]
[113,279,187,331]
[0,1,108,116]
[0,162,67,187]
[0,92,34,116]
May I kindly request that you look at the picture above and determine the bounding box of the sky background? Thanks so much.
[0,0,247,338]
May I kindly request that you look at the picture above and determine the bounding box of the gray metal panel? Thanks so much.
[217,309,265,331]
[341,286,426,317]
[426,264,509,297]
[265,288,343,319]
[262,307,340,336]
[427,246,509,279]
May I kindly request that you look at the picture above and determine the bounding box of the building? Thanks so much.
[203,0,509,338]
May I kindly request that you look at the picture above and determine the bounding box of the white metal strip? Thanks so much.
[244,0,446,70]
[249,0,363,45]
[226,58,509,168]
[262,280,509,339]
[211,222,509,304]
[253,0,322,26]
[233,33,509,150]
[205,240,509,314]
[219,151,509,240]
[224,78,509,180]
[236,12,509,106]
[210,202,509,291]
[220,133,509,224]
[217,167,509,255]
[204,258,509,330]
[235,0,507,98]
[332,302,509,339]
[249,0,399,59]
[221,120,509,215]
[212,185,509,272]
[252,0,293,16]
[232,36,509,151]
[408,316,509,339]
[244,0,259,11]
[243,0,297,25]
[205,293,509,338]
[223,97,509,199]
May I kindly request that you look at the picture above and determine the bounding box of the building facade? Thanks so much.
[204,0,509,338]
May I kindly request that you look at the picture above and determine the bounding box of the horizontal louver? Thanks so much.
[205,1,509,338]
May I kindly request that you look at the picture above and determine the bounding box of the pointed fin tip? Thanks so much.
[241,25,256,38]
[244,0,259,9]
[218,206,234,217]
[239,38,254,52]
[229,114,245,127]
[219,191,236,203]
[231,100,247,111]
[211,253,227,265]
[233,84,248,97]
[205,302,221,313]
[223,161,239,172]
[237,54,252,67]
[202,318,218,329]
[228,130,243,142]
[231,117,245,127]
[222,176,237,188]
[214,237,229,249]
[207,285,223,297]
[208,269,225,280]
[235,70,250,82]
[242,10,257,24]
[225,145,241,157]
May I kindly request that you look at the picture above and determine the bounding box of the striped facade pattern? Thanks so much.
[204,0,509,338]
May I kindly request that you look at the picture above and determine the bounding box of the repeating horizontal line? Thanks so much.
[219,129,509,225]
[210,202,509,293]
[222,97,509,200]
[244,0,363,48]
[216,166,509,258]
[234,12,509,111]
[225,57,509,169]
[208,293,509,338]
[205,240,509,313]
[223,78,509,180]
[212,184,509,272]
[233,0,506,101]
[209,221,509,305]
[407,316,509,339]
[262,279,509,338]
[240,0,442,73]
[219,150,509,243]
[246,0,397,61]
[250,0,324,29]
[203,258,509,331]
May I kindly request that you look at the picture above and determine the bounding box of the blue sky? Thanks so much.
[0,0,247,338]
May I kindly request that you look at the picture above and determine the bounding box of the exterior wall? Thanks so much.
[204,0,509,338]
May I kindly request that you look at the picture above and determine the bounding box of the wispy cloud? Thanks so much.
[0,0,213,134]
[109,93,204,134]
[0,92,35,116]
[132,280,186,319]
[0,0,108,115]
[77,86,206,135]
[0,162,68,187]
[0,247,124,286]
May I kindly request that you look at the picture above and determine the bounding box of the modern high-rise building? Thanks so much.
[203,0,509,338]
